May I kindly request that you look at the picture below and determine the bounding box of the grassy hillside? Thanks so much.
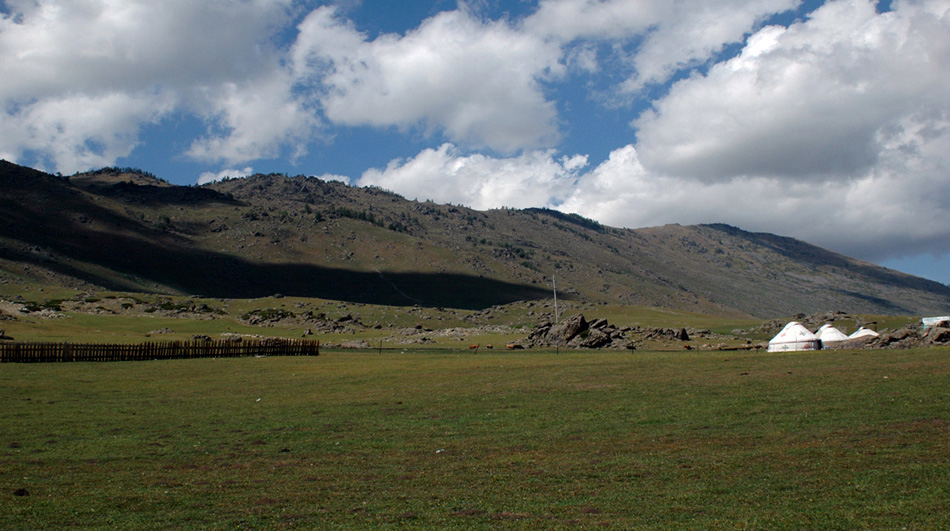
[2,160,948,317]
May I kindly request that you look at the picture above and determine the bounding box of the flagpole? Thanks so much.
[554,275,559,354]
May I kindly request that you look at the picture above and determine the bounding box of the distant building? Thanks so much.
[922,316,950,329]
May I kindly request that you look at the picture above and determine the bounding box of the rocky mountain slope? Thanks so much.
[1,160,948,317]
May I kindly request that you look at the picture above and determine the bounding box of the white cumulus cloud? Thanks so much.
[197,166,255,186]
[185,73,319,165]
[524,0,800,90]
[0,91,174,172]
[358,143,586,210]
[634,0,950,181]
[0,0,312,172]
[293,6,564,152]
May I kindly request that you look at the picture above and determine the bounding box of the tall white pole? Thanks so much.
[553,275,560,355]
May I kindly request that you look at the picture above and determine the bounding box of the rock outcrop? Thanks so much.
[865,322,950,349]
[517,314,708,349]
[519,314,633,349]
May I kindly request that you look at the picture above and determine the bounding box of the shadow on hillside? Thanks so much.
[3,241,546,309]
[0,167,547,309]
[831,288,908,314]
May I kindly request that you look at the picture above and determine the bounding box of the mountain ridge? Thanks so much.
[1,160,947,317]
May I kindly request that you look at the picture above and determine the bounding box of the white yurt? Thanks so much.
[816,324,850,348]
[849,327,880,340]
[768,322,820,352]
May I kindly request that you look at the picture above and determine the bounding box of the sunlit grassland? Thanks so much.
[2,347,949,530]
[0,312,259,344]
[0,287,773,346]
[0,310,522,346]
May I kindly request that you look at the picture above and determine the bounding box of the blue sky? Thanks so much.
[2,0,949,286]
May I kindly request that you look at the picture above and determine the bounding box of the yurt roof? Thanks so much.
[849,327,880,339]
[770,322,818,343]
[816,324,849,342]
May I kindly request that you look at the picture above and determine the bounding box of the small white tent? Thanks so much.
[816,324,850,348]
[768,322,820,352]
[849,327,880,340]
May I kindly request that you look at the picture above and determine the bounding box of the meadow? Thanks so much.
[2,346,949,530]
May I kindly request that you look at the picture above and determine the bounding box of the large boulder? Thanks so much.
[569,328,613,348]
[872,323,922,348]
[547,314,589,344]
[834,336,877,350]
[926,326,950,345]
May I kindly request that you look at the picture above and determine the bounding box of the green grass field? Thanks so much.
[2,347,949,530]
[0,289,781,349]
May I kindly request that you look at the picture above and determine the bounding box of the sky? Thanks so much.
[2,0,949,286]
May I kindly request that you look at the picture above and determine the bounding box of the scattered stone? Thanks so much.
[515,313,732,350]
[925,326,950,345]
[339,340,372,349]
[860,321,950,349]
[872,323,920,348]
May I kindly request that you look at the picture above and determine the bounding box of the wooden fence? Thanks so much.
[0,338,319,363]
